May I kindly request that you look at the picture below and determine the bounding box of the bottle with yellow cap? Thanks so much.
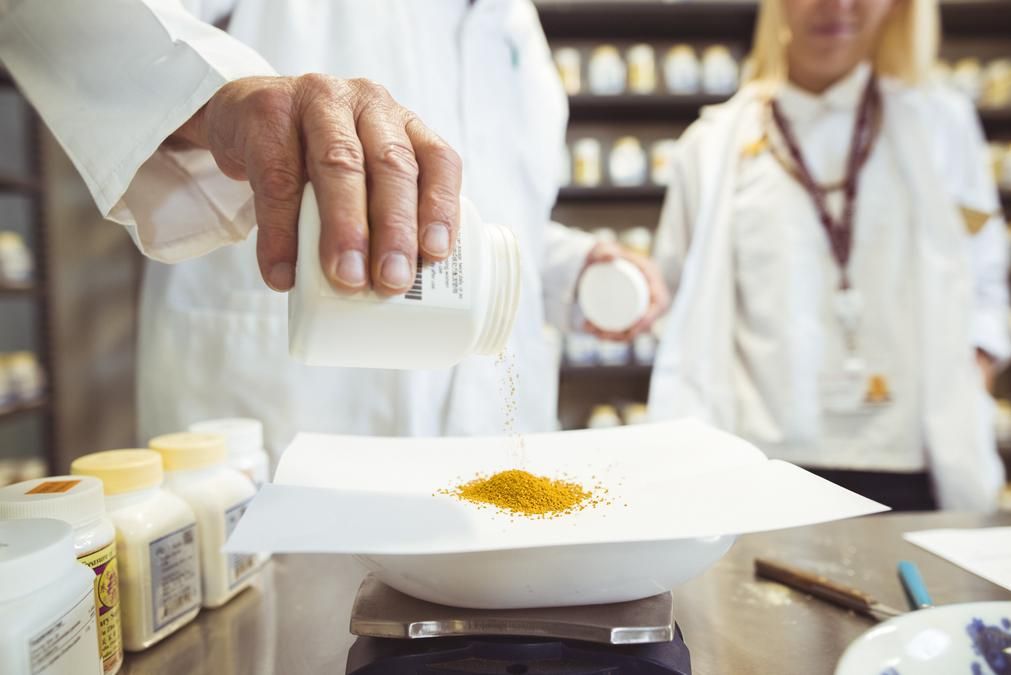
[71,449,201,652]
[149,432,263,608]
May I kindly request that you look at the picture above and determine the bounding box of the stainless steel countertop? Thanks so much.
[121,512,1011,675]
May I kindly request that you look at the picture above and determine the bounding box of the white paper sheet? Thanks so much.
[904,527,1011,592]
[225,419,887,555]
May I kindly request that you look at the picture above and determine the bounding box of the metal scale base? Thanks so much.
[346,576,691,675]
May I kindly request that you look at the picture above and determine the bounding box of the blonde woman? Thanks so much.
[649,0,1009,510]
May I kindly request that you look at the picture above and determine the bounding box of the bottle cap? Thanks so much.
[0,519,77,603]
[189,418,264,459]
[149,432,227,471]
[0,475,106,529]
[578,260,651,333]
[72,449,163,495]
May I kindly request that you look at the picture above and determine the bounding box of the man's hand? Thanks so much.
[169,75,462,294]
[578,241,670,342]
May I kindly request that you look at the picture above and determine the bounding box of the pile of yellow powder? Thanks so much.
[439,469,610,519]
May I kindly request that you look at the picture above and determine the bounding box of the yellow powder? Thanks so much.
[440,470,606,518]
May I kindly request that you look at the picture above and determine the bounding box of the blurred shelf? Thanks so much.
[0,173,41,194]
[558,185,666,203]
[537,1,1011,39]
[1002,188,1011,212]
[560,363,653,379]
[0,281,37,296]
[0,398,48,423]
[568,93,729,122]
[980,107,1011,136]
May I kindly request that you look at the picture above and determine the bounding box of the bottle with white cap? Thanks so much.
[578,259,651,334]
[71,449,201,651]
[0,476,123,674]
[149,432,264,609]
[0,518,103,675]
[189,417,271,488]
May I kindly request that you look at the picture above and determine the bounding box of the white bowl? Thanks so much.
[835,602,1011,675]
[358,536,735,609]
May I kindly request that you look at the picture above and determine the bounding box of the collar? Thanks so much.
[776,62,873,123]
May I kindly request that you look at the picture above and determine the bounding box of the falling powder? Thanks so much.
[496,350,526,464]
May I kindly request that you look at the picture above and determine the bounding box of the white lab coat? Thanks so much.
[0,0,595,455]
[648,76,1009,510]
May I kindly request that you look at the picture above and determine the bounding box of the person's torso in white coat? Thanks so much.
[648,65,1010,510]
[138,0,572,455]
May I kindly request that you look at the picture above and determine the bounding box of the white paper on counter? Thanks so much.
[225,419,887,555]
[904,527,1011,592]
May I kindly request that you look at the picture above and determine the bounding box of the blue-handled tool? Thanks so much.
[898,560,933,610]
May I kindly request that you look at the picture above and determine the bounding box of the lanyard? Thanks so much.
[769,75,880,290]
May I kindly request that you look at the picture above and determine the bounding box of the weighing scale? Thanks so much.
[346,576,692,674]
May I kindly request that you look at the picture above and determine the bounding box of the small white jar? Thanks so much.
[632,332,658,365]
[572,138,603,187]
[565,332,599,366]
[189,417,271,488]
[587,404,622,429]
[588,45,626,95]
[626,44,657,94]
[597,338,631,366]
[578,260,651,334]
[622,403,650,426]
[0,476,123,674]
[663,45,701,94]
[6,351,45,402]
[290,185,521,369]
[0,518,103,675]
[619,226,654,258]
[554,47,582,96]
[701,46,739,95]
[71,450,201,652]
[0,231,33,284]
[591,227,618,244]
[150,433,264,609]
[608,136,648,187]
[650,139,679,186]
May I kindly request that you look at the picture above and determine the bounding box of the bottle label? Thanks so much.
[323,230,469,310]
[79,542,122,673]
[28,586,101,675]
[224,497,262,589]
[149,524,201,631]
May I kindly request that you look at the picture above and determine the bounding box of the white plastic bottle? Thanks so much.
[578,260,651,333]
[289,184,521,369]
[626,44,657,94]
[149,432,264,608]
[0,476,123,674]
[188,417,271,488]
[71,450,202,652]
[0,518,103,675]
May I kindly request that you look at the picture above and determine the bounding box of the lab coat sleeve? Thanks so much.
[652,146,700,296]
[541,221,597,332]
[0,0,276,263]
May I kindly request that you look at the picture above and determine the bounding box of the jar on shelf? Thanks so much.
[5,351,45,402]
[597,338,631,366]
[588,45,626,95]
[608,136,648,187]
[564,333,599,366]
[621,403,650,426]
[591,227,618,244]
[619,226,654,257]
[587,404,622,429]
[572,138,603,187]
[663,45,701,95]
[0,232,33,284]
[627,44,657,95]
[554,47,582,96]
[701,45,739,95]
[982,58,1011,107]
[650,139,679,186]
[951,58,983,101]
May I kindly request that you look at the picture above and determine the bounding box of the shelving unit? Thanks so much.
[541,0,1011,430]
[0,67,55,483]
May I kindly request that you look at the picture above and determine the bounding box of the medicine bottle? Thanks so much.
[149,432,264,608]
[578,260,650,333]
[189,417,271,488]
[289,184,521,369]
[0,476,123,674]
[626,44,657,95]
[553,47,582,96]
[588,45,625,95]
[608,137,647,187]
[71,450,201,652]
[663,45,701,95]
[572,138,603,187]
[0,518,103,675]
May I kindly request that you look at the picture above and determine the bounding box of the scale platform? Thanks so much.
[347,576,691,674]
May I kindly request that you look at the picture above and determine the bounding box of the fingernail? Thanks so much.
[380,253,413,289]
[269,262,294,291]
[335,251,367,287]
[422,223,451,256]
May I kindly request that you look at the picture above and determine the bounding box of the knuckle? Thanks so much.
[375,142,420,181]
[297,72,331,92]
[247,84,294,120]
[350,77,387,99]
[426,140,463,176]
[256,162,303,203]
[317,138,367,176]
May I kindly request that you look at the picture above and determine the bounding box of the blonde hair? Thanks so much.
[746,0,939,85]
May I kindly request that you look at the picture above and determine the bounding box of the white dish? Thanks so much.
[835,602,1011,675]
[226,420,885,608]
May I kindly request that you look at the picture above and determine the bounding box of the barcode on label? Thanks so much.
[405,256,423,301]
[161,588,196,621]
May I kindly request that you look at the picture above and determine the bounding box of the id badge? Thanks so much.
[820,357,867,413]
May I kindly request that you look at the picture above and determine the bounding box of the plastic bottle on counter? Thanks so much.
[578,260,651,333]
[608,136,648,187]
[572,138,603,187]
[188,418,271,488]
[0,518,103,675]
[627,44,657,94]
[290,185,521,369]
[0,476,123,674]
[587,404,622,429]
[554,47,582,96]
[72,450,201,652]
[149,433,264,609]
[588,45,626,95]
[663,45,701,94]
